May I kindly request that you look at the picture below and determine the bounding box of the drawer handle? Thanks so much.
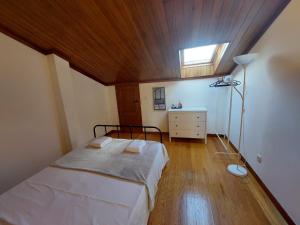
[175,116,178,119]
[176,124,178,127]
[197,116,200,119]
[197,125,200,127]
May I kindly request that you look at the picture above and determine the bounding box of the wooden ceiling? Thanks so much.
[0,0,290,85]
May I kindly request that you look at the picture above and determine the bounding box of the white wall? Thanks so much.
[0,33,64,193]
[71,69,119,147]
[139,79,228,133]
[47,54,80,150]
[229,1,300,223]
[0,33,116,194]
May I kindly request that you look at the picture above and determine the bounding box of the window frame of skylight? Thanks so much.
[181,44,218,67]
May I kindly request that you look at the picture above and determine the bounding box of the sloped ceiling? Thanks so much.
[0,0,290,85]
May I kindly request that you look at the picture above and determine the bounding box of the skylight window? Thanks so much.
[179,43,229,78]
[183,44,217,66]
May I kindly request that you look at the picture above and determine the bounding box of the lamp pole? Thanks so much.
[227,53,256,177]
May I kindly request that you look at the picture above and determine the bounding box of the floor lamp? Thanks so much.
[227,53,256,177]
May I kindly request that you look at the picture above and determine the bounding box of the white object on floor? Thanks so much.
[221,53,257,177]
[227,164,248,177]
[88,136,112,148]
[168,107,207,144]
[125,140,146,153]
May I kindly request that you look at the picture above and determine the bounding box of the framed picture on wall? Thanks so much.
[153,87,166,110]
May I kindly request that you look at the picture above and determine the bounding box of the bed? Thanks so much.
[0,125,168,225]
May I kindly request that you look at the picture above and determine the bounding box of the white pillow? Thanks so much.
[125,140,146,153]
[88,136,112,148]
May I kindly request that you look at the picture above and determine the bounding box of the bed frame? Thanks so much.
[93,124,163,143]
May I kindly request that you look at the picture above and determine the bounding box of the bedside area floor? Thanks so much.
[109,133,287,225]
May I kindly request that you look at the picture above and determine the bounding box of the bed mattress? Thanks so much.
[0,167,149,225]
[0,138,168,225]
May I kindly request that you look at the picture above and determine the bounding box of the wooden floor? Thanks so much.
[112,133,287,225]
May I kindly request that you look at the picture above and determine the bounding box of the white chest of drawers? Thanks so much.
[168,107,207,144]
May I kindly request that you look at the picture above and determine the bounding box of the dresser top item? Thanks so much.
[168,107,207,112]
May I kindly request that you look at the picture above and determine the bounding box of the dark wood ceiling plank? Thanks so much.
[214,0,263,74]
[0,0,290,84]
[216,0,290,74]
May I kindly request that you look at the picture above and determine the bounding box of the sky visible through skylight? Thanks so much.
[183,44,217,65]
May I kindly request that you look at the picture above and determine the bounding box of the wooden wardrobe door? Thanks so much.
[115,83,142,132]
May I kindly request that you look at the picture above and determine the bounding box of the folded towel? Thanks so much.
[125,140,146,153]
[88,136,112,148]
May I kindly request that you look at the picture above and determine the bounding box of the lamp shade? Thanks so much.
[233,53,257,65]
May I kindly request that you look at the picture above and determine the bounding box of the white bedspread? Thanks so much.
[53,139,169,209]
[0,167,148,225]
[0,139,168,225]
